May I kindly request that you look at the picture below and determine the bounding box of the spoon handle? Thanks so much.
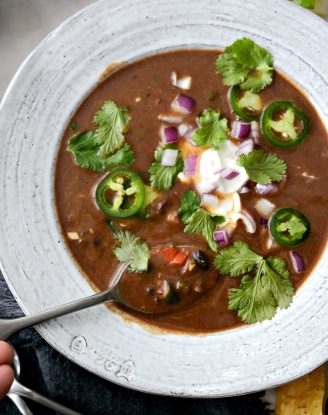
[0,289,112,340]
[0,262,129,340]
[10,380,82,415]
[8,393,34,415]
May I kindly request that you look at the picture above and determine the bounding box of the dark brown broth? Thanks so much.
[55,50,328,332]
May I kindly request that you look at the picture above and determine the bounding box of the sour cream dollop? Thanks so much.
[198,142,249,195]
[178,140,249,223]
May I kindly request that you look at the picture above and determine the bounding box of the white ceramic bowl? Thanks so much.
[1,0,328,397]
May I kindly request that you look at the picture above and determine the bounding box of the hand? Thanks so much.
[0,341,14,399]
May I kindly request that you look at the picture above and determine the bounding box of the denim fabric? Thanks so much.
[0,272,272,415]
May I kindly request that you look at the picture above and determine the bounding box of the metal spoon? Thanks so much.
[0,244,208,340]
[7,346,33,415]
[0,261,131,341]
[8,346,81,415]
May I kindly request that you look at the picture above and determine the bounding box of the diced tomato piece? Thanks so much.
[152,246,188,266]
[170,251,188,266]
[158,247,178,263]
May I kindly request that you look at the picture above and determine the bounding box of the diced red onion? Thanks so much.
[161,149,178,167]
[231,210,256,233]
[183,154,198,176]
[255,183,278,195]
[231,120,251,140]
[266,236,278,250]
[217,167,240,180]
[233,192,241,212]
[213,229,230,246]
[196,179,217,194]
[238,184,251,194]
[171,94,196,114]
[254,198,276,218]
[250,121,260,144]
[161,126,179,144]
[158,114,184,123]
[201,193,220,210]
[171,71,177,85]
[186,129,198,146]
[178,123,192,137]
[242,210,257,233]
[289,251,304,273]
[171,71,192,90]
[260,218,268,228]
[157,280,170,298]
[235,139,254,156]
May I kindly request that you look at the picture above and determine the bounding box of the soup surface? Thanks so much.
[55,47,328,332]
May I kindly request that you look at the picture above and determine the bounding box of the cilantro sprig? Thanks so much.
[185,210,223,252]
[148,145,184,190]
[93,100,130,156]
[112,229,149,273]
[214,241,294,324]
[237,150,286,185]
[192,109,229,148]
[68,131,134,172]
[216,38,274,93]
[178,189,201,223]
[290,0,315,9]
[214,241,263,276]
[179,190,225,252]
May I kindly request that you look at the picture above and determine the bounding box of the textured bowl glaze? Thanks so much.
[1,0,328,397]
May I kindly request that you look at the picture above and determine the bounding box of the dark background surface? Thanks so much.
[0,272,272,415]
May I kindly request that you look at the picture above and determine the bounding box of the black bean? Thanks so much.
[192,250,209,271]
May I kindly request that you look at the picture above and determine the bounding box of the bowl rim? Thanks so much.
[1,0,328,397]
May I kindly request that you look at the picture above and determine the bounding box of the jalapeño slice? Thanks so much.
[261,101,310,148]
[96,168,145,218]
[269,208,310,247]
[229,85,262,122]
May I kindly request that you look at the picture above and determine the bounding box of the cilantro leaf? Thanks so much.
[290,0,315,9]
[276,215,307,240]
[192,109,229,148]
[68,131,135,172]
[104,143,135,167]
[93,100,130,156]
[263,257,294,308]
[238,91,262,112]
[268,108,297,140]
[237,149,287,184]
[214,241,263,277]
[148,145,184,190]
[216,38,274,92]
[179,191,225,251]
[229,274,277,324]
[113,230,149,272]
[215,241,295,324]
[184,209,220,252]
[178,190,201,224]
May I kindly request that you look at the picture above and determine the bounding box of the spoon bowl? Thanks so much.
[0,250,205,341]
[0,242,211,341]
